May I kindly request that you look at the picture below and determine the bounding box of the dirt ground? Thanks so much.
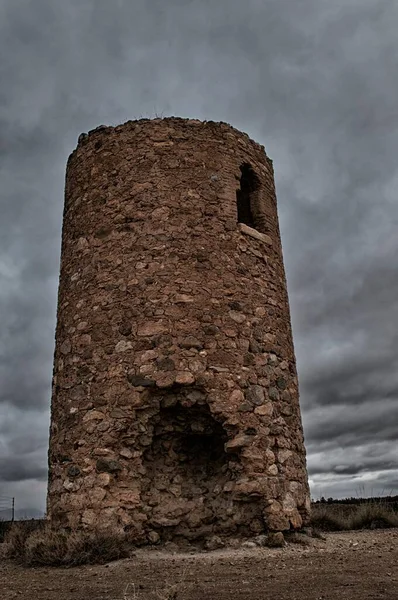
[1,529,397,600]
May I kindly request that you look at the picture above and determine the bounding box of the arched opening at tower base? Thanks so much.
[140,399,264,541]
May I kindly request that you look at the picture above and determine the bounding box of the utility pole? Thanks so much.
[11,497,15,522]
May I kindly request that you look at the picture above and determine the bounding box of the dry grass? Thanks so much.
[2,502,397,568]
[311,528,327,540]
[310,505,349,531]
[311,502,398,531]
[284,532,312,546]
[0,520,12,543]
[350,503,398,530]
[122,572,188,600]
[1,520,44,558]
[2,522,132,567]
[153,582,181,600]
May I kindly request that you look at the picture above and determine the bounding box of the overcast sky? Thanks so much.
[1,0,397,517]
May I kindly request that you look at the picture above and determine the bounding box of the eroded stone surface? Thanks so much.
[47,117,310,542]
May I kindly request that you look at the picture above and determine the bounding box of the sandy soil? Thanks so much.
[1,529,397,600]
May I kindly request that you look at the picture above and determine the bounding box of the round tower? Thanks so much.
[47,118,310,542]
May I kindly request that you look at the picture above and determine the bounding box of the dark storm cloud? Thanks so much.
[305,400,398,445]
[310,461,397,477]
[1,0,398,510]
[0,457,47,483]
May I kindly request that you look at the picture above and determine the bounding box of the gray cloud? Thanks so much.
[0,457,47,484]
[1,0,398,512]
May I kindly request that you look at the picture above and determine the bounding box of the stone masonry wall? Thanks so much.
[47,118,310,543]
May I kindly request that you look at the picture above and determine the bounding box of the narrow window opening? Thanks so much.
[236,163,261,230]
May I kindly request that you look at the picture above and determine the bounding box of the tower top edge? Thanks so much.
[72,117,272,163]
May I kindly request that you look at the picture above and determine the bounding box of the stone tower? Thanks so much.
[47,118,310,543]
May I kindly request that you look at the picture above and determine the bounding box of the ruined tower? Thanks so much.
[47,118,310,542]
